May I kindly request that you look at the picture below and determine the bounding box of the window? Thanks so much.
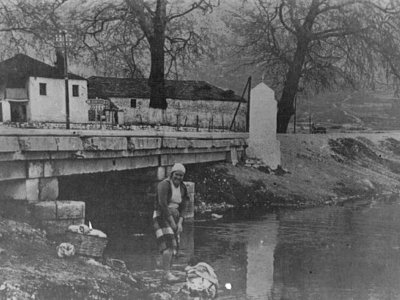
[72,85,79,97]
[39,83,47,95]
[130,99,137,108]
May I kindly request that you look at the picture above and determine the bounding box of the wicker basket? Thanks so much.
[66,231,108,257]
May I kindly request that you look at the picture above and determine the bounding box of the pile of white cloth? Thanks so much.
[56,243,75,258]
[184,262,219,298]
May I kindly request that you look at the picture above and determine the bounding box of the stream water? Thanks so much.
[100,194,400,300]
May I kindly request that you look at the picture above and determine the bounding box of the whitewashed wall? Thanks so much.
[111,97,247,130]
[28,77,90,123]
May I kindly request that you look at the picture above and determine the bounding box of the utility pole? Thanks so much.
[63,31,70,129]
[56,31,71,129]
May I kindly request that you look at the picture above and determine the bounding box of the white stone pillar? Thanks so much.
[247,83,281,168]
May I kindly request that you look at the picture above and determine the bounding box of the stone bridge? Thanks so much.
[0,129,248,202]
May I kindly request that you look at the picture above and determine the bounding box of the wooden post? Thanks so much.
[94,108,98,128]
[246,76,252,132]
[293,95,297,134]
[230,77,250,131]
[62,31,70,129]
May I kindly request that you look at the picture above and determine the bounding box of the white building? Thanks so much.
[87,76,247,130]
[0,54,89,123]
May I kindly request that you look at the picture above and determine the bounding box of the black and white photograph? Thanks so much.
[0,0,400,299]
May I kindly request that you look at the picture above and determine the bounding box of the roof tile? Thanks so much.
[88,76,244,102]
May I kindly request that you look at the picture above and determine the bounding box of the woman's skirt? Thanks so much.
[153,208,180,254]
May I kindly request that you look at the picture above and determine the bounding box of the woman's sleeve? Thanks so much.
[157,180,171,218]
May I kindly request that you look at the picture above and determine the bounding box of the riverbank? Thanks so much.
[187,132,400,215]
[2,132,400,299]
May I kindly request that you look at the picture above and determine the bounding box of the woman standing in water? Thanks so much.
[153,163,189,282]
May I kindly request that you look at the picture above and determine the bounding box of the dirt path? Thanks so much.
[333,94,364,125]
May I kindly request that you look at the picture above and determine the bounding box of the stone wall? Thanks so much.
[111,97,247,131]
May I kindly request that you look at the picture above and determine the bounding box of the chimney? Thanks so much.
[55,48,65,76]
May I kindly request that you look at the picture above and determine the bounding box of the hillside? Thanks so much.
[291,89,400,133]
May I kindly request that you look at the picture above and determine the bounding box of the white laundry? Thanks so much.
[184,262,219,298]
[56,242,75,258]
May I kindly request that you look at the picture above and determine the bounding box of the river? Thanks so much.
[99,194,400,300]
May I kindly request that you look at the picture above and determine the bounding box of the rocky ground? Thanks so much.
[2,132,400,299]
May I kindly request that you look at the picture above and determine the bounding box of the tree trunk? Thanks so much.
[277,103,294,133]
[149,39,167,109]
[276,1,320,133]
[148,0,167,110]
[277,41,308,133]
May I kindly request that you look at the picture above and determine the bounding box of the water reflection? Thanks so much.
[272,202,400,300]
[104,221,195,271]
[246,215,277,299]
[193,214,278,299]
[102,195,400,300]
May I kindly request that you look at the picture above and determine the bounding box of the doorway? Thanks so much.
[10,102,27,122]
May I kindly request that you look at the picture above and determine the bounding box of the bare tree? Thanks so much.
[231,0,400,133]
[74,0,218,109]
[0,0,67,60]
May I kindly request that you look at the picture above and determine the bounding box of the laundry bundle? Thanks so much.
[184,262,219,299]
[56,242,75,258]
[67,224,107,238]
[67,224,91,234]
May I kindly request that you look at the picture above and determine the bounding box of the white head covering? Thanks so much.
[171,163,186,174]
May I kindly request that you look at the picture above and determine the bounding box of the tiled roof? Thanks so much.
[88,76,245,102]
[0,54,85,88]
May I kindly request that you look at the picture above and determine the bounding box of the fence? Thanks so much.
[0,117,247,132]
